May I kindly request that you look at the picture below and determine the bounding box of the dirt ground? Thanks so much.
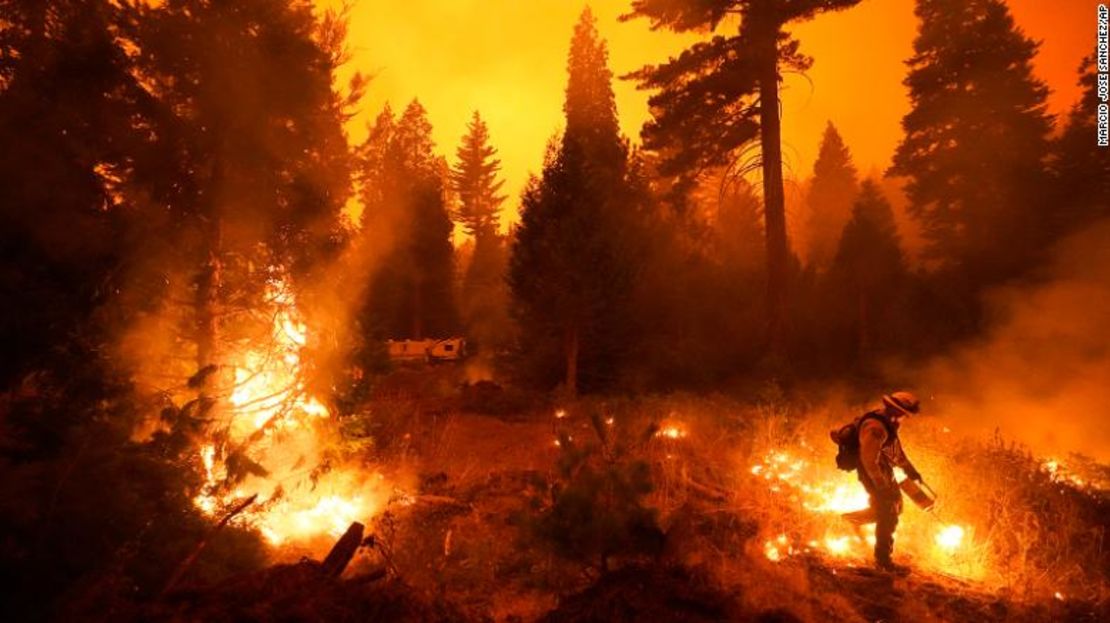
[151,371,1108,622]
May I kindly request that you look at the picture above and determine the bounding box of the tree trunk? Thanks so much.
[757,31,791,357]
[565,323,579,397]
[196,149,225,408]
[195,217,222,400]
[412,276,424,340]
[858,289,870,361]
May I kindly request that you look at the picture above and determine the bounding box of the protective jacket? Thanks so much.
[857,411,919,496]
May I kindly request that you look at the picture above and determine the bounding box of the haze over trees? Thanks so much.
[510,8,643,396]
[1052,55,1110,235]
[0,0,355,615]
[622,0,863,355]
[0,0,1106,618]
[450,111,510,355]
[357,100,457,342]
[890,0,1052,295]
[804,122,860,270]
[119,0,356,406]
[828,180,910,365]
[0,0,146,388]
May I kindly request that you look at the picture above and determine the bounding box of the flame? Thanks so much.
[192,277,386,550]
[656,419,688,440]
[1041,458,1087,488]
[750,447,981,579]
[935,524,965,552]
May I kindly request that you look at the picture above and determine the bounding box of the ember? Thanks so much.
[748,445,983,579]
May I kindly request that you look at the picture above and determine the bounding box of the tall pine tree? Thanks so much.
[119,0,357,413]
[622,0,862,354]
[804,122,859,270]
[359,100,457,341]
[451,111,506,238]
[0,0,150,387]
[830,179,907,363]
[451,111,509,354]
[509,8,638,395]
[890,0,1052,287]
[1052,55,1110,236]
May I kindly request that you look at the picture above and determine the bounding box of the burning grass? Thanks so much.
[519,392,1107,619]
[637,394,1110,610]
[132,388,1109,621]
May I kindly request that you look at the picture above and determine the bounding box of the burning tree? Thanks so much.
[112,0,384,550]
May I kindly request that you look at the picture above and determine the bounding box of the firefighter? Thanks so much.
[857,391,922,574]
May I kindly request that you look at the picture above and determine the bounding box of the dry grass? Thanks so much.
[342,387,1108,621]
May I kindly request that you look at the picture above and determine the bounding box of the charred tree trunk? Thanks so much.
[565,323,579,397]
[195,217,223,401]
[757,30,790,357]
[195,153,225,407]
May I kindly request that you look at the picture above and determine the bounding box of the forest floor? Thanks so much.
[154,366,1108,622]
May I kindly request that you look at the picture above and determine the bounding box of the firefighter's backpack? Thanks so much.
[830,413,894,472]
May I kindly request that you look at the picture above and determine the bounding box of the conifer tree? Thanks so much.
[450,111,509,353]
[804,122,859,269]
[510,8,638,395]
[830,180,906,360]
[890,0,1052,286]
[1052,56,1110,235]
[359,100,457,340]
[0,0,148,386]
[716,176,765,276]
[451,111,506,238]
[623,0,862,353]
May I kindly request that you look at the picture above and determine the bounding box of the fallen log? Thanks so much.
[320,521,364,579]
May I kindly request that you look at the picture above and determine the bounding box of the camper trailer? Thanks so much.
[386,337,466,363]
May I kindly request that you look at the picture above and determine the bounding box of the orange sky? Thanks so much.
[321,0,1094,224]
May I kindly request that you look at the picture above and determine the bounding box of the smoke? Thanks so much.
[911,220,1110,461]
